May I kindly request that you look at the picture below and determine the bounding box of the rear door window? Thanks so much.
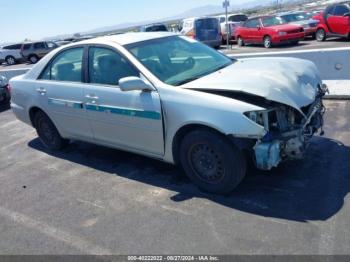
[33,42,46,49]
[22,44,32,50]
[40,47,84,82]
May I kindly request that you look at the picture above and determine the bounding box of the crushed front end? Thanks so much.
[245,84,328,170]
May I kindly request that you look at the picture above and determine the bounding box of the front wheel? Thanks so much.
[34,111,69,151]
[263,36,272,48]
[179,129,247,194]
[316,28,326,42]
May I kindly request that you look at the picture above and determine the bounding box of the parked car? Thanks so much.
[277,11,319,38]
[0,76,10,104]
[216,14,248,45]
[235,15,305,48]
[181,17,221,48]
[21,41,58,64]
[313,2,350,41]
[140,23,168,32]
[10,33,327,194]
[220,22,239,44]
[0,43,23,65]
[216,13,248,24]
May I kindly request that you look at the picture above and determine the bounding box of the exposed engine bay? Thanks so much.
[195,83,328,170]
[246,84,328,170]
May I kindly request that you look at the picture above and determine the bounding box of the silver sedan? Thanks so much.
[10,32,327,194]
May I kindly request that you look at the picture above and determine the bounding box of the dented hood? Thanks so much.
[182,57,322,111]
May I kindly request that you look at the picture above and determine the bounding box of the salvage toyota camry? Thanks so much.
[10,32,327,194]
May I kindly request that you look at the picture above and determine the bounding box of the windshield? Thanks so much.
[281,12,309,22]
[261,16,286,27]
[126,36,233,86]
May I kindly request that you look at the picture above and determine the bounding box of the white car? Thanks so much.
[10,32,327,194]
[0,43,23,65]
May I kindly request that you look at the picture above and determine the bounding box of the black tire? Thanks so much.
[34,111,69,150]
[316,28,326,42]
[263,36,272,48]
[237,37,245,47]
[179,129,246,194]
[29,55,39,64]
[5,56,16,66]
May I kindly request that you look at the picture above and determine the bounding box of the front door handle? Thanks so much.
[36,87,47,95]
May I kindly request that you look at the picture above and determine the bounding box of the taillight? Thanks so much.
[6,84,11,94]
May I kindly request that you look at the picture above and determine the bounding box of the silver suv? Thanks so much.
[21,41,58,64]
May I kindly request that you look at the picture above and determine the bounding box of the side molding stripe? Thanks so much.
[85,104,161,120]
[48,98,161,120]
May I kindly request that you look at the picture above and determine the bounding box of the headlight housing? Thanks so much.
[244,110,268,128]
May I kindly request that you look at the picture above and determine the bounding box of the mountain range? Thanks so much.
[45,0,306,40]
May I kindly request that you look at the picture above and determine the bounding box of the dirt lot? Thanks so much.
[0,100,349,255]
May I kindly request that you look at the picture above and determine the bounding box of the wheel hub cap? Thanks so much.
[189,144,225,184]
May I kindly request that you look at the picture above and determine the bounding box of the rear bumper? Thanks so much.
[11,103,32,126]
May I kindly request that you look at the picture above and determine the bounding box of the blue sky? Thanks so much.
[1,0,253,43]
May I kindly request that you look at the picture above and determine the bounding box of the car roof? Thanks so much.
[73,32,178,46]
[143,23,167,27]
[247,15,274,20]
[277,11,306,16]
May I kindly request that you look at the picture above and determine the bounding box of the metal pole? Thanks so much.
[223,0,230,49]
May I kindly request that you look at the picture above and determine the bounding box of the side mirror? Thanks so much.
[343,12,350,17]
[119,77,155,92]
[256,25,261,30]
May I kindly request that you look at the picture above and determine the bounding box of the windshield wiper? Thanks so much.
[174,62,232,86]
[174,76,201,86]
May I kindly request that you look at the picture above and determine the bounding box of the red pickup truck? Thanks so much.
[313,2,350,41]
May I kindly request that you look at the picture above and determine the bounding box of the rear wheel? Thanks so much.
[179,129,246,194]
[5,56,16,65]
[263,36,272,48]
[316,28,326,42]
[237,37,245,47]
[34,111,69,150]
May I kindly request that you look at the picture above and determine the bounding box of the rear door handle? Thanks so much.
[36,87,47,95]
